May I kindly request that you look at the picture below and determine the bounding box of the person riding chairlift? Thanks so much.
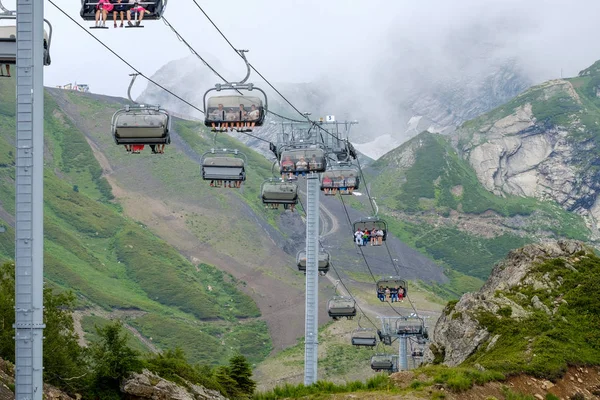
[0,64,10,78]
[323,175,333,194]
[210,104,228,131]
[95,0,113,27]
[127,1,150,26]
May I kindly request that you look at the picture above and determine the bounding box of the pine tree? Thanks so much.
[0,262,87,392]
[90,320,141,397]
[214,365,241,399]
[228,354,256,396]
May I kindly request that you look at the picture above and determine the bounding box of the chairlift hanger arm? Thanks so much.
[127,73,139,104]
[0,0,14,14]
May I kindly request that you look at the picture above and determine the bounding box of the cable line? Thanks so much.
[48,0,209,117]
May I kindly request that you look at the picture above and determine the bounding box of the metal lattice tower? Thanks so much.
[303,174,320,385]
[378,316,428,372]
[398,337,408,371]
[275,118,357,384]
[14,0,45,398]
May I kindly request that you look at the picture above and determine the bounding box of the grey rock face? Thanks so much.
[121,370,228,400]
[426,240,587,366]
[455,79,600,234]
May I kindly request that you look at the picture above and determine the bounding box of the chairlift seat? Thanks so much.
[112,108,170,145]
[370,354,396,371]
[376,277,408,296]
[202,157,246,181]
[321,167,360,192]
[327,297,356,318]
[352,217,387,241]
[80,0,167,20]
[396,317,425,336]
[296,250,330,273]
[205,95,265,126]
[0,25,51,66]
[280,147,327,175]
[261,181,298,204]
[351,328,377,347]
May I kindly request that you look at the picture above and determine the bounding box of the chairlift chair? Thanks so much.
[0,16,52,67]
[320,163,360,195]
[395,316,425,336]
[296,250,330,274]
[80,0,168,21]
[412,349,424,358]
[352,216,387,244]
[351,328,377,347]
[279,143,328,177]
[327,296,356,320]
[204,94,266,131]
[261,179,298,205]
[201,149,247,183]
[376,276,407,302]
[111,104,171,145]
[370,353,397,373]
[203,51,267,132]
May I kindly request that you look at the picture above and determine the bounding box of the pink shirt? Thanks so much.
[98,0,112,10]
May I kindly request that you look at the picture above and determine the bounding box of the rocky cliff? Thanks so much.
[0,358,75,400]
[427,240,600,378]
[453,60,600,233]
[0,358,229,400]
[121,370,228,400]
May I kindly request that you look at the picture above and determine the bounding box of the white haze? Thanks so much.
[5,0,600,157]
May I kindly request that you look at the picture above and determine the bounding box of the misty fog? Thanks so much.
[32,0,600,158]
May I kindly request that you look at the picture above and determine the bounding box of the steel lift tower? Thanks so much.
[14,0,45,398]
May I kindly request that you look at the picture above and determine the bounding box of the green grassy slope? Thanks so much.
[366,132,589,281]
[54,89,298,267]
[465,251,600,379]
[0,77,271,365]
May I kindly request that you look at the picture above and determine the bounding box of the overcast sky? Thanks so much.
[3,1,600,103]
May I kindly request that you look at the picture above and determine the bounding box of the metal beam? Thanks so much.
[398,337,408,371]
[14,0,45,398]
[303,174,320,385]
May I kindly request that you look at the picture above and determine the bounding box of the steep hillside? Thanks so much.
[367,131,589,281]
[45,85,451,355]
[0,77,270,366]
[428,240,600,379]
[256,240,600,400]
[454,59,600,234]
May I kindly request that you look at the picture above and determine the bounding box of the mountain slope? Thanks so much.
[454,59,600,234]
[45,85,451,353]
[428,240,600,380]
[366,131,589,281]
[0,77,270,365]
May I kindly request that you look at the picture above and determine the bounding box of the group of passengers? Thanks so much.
[377,286,405,303]
[208,104,261,132]
[354,228,385,246]
[266,202,295,212]
[280,154,323,179]
[94,0,151,28]
[124,143,165,154]
[209,179,242,188]
[322,174,357,195]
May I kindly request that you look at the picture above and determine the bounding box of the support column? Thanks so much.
[398,336,408,371]
[303,174,320,385]
[15,0,45,399]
